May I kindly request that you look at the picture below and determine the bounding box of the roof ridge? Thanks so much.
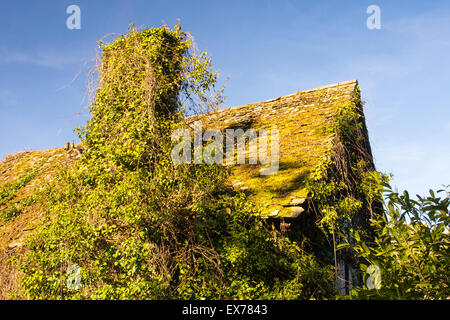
[293,79,357,95]
[189,80,358,118]
[259,79,358,103]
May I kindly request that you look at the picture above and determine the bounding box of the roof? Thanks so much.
[0,148,75,252]
[187,80,361,217]
[0,80,365,252]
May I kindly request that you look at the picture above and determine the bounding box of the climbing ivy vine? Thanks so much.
[16,24,335,300]
[306,87,388,277]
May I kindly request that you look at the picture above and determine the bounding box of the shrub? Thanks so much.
[340,182,449,299]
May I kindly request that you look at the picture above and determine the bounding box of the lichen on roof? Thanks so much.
[0,148,76,251]
[187,80,362,217]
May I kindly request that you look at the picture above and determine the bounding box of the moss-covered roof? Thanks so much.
[0,80,364,251]
[0,148,76,252]
[187,80,361,217]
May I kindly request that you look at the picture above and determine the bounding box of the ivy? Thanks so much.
[307,87,375,234]
[305,86,387,283]
[16,24,334,300]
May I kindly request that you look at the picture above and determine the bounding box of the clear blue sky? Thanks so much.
[0,0,449,197]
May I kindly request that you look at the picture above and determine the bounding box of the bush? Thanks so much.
[340,182,449,299]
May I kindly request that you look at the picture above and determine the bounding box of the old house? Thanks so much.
[187,79,377,294]
[0,79,377,296]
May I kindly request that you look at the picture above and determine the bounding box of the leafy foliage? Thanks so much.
[340,182,450,299]
[17,24,334,300]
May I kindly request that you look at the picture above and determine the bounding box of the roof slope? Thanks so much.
[187,80,363,217]
[0,80,366,253]
[0,149,76,251]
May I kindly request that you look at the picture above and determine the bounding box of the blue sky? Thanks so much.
[0,0,449,197]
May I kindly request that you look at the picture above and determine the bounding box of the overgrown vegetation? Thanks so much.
[2,24,447,301]
[0,168,40,207]
[305,87,384,277]
[16,24,335,299]
[309,89,378,233]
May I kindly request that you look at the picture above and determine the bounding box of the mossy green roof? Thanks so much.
[0,80,362,229]
[188,80,360,217]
